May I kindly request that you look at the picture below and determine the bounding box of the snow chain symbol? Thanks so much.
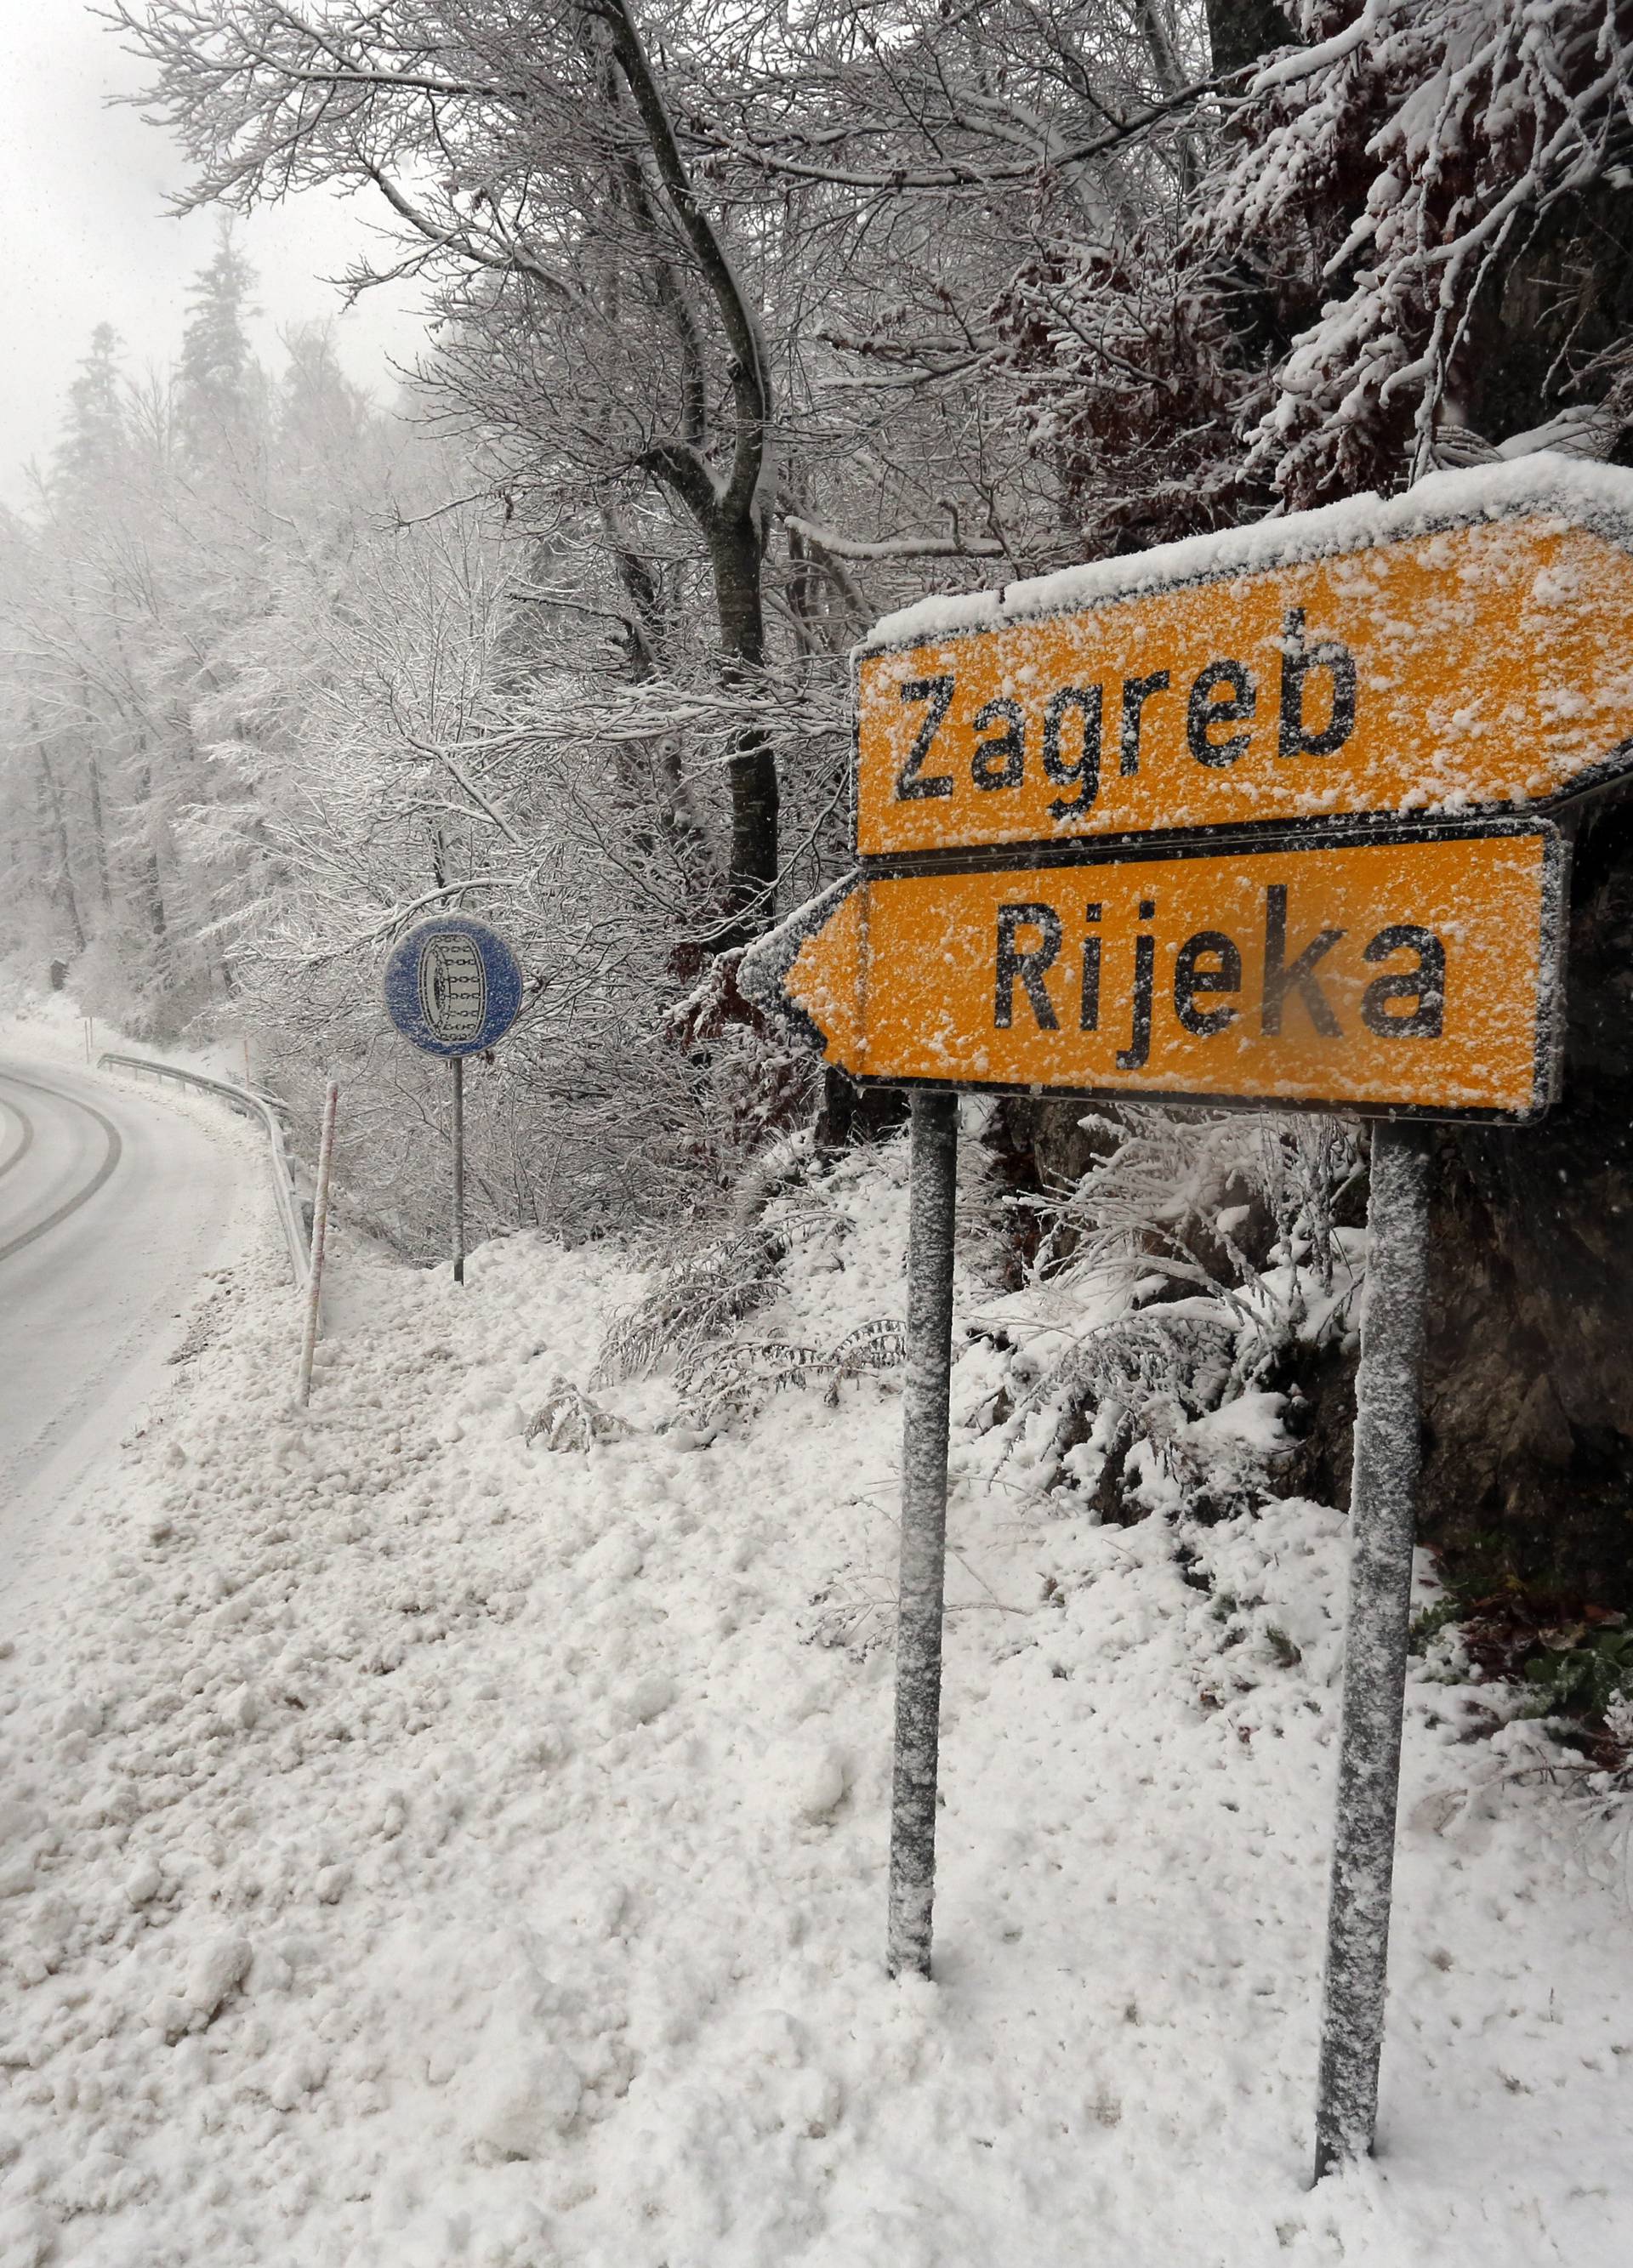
[417,932,488,1047]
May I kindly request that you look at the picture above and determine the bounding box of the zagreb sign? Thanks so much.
[740,459,1633,1123]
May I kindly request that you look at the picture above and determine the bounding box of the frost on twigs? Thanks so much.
[524,1379,629,1453]
[595,1225,788,1387]
[676,1318,906,1427]
[987,1107,1363,1521]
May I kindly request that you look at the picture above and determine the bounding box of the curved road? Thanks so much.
[0,1056,247,1628]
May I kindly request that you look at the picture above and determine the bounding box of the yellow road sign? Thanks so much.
[855,472,1633,859]
[743,823,1564,1122]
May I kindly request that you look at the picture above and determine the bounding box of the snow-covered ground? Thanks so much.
[0,1122,1630,2265]
[0,985,265,1097]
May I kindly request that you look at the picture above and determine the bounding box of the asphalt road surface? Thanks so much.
[0,1055,246,1629]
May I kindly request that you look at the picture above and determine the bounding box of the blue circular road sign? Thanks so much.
[383,918,524,1058]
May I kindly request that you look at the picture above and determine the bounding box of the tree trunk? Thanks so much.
[86,753,111,911]
[35,741,87,958]
[1205,0,1294,77]
[709,513,779,936]
[77,665,113,911]
[131,756,169,949]
[602,514,708,862]
[603,0,781,941]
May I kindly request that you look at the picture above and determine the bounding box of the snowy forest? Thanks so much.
[3,0,1633,1614]
[15,0,1633,1614]
[8,3,1633,2258]
[8,7,1633,1685]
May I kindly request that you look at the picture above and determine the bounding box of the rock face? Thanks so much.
[1416,793,1633,1613]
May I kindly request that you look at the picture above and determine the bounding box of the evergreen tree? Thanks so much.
[279,324,366,464]
[176,223,258,465]
[53,325,126,503]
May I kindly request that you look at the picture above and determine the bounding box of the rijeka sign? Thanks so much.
[746,822,1563,1121]
[744,463,1633,1123]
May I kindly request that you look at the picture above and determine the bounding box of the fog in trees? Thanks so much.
[7,0,1633,1622]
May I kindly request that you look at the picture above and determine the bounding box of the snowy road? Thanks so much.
[0,1055,247,1628]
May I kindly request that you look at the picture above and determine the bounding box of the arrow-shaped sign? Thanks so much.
[742,821,1565,1123]
[855,460,1633,860]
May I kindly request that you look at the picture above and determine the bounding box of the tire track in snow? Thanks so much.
[0,1089,37,1180]
[0,1070,122,1264]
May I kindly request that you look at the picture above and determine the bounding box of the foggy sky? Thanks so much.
[0,3,427,503]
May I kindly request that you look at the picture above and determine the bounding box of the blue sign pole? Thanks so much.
[383,918,524,1283]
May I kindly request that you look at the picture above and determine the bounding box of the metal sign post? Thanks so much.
[1312,1119,1433,2174]
[382,916,523,1287]
[887,1092,959,1978]
[737,458,1627,2167]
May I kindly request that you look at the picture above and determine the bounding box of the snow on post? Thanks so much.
[1313,1119,1434,2177]
[886,1091,959,1980]
[297,1080,339,1408]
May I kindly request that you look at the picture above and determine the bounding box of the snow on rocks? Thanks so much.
[0,1157,1629,2262]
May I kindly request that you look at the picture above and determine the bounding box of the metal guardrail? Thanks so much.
[97,1053,311,1289]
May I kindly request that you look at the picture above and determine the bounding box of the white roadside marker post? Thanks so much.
[886,1090,959,1979]
[451,1054,466,1287]
[297,1080,339,1408]
[1312,1118,1434,2177]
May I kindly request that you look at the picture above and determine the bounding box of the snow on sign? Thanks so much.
[854,458,1633,858]
[382,918,523,1058]
[746,457,1633,2185]
[744,820,1565,1123]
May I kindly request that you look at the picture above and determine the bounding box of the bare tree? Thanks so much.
[116,0,786,929]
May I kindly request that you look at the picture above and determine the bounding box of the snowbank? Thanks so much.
[0,1141,1629,2264]
[0,976,259,1094]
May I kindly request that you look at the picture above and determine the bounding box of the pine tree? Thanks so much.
[176,222,259,466]
[278,323,367,476]
[54,325,126,503]
[1189,0,1633,1611]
